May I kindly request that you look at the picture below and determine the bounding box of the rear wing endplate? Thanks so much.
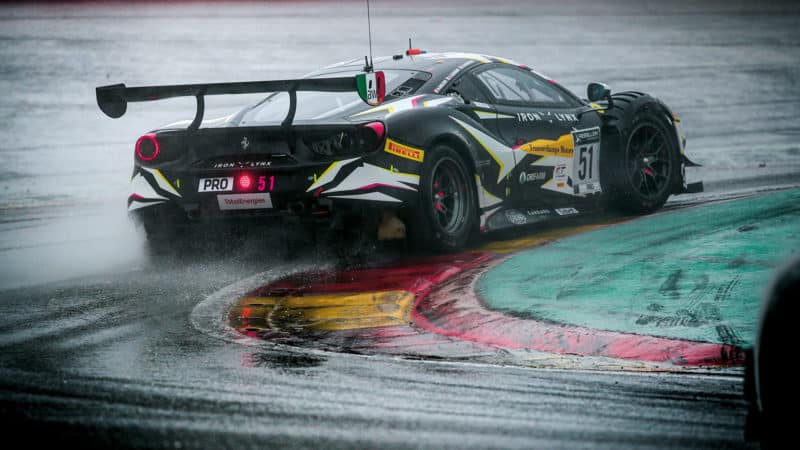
[96,72,385,130]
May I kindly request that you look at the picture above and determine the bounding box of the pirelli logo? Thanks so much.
[385,138,424,162]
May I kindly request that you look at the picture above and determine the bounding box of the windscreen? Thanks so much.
[239,70,421,125]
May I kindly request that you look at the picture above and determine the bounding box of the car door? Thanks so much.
[442,73,514,145]
[470,65,600,212]
[440,72,523,226]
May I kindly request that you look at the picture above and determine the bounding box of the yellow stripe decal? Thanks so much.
[517,134,574,157]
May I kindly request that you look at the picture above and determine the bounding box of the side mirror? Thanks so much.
[587,82,611,102]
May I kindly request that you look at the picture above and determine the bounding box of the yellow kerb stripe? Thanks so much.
[229,290,414,331]
[477,220,628,254]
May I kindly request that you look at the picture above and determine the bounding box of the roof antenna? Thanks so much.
[406,37,424,56]
[363,0,374,72]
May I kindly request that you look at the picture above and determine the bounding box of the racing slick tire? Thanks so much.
[410,145,477,253]
[600,92,681,214]
[135,207,189,257]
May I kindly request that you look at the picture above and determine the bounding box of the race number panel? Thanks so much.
[571,127,601,195]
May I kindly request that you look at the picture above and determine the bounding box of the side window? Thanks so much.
[445,76,489,104]
[475,66,571,106]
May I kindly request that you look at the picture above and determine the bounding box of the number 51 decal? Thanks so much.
[572,127,602,195]
[577,145,595,180]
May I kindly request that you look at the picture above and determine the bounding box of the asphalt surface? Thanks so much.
[2,0,799,447]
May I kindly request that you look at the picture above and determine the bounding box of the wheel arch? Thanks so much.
[386,107,485,166]
[600,91,683,213]
[603,92,680,153]
[428,133,482,224]
[430,133,478,177]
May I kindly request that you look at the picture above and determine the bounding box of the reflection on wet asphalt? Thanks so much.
[2,0,798,447]
[245,352,327,370]
[0,262,749,448]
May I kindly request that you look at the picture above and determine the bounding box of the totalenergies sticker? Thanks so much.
[385,138,425,162]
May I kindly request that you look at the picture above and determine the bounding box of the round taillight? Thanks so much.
[364,121,385,140]
[136,134,160,161]
[238,174,252,190]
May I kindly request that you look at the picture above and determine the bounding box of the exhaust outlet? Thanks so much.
[289,201,306,215]
[378,209,406,240]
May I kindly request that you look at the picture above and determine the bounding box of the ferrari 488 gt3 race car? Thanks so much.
[97,50,701,253]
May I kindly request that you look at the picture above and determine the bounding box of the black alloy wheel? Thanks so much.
[625,122,672,201]
[411,145,476,252]
[431,156,469,235]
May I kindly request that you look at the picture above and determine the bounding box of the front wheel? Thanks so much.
[601,93,681,213]
[410,145,477,253]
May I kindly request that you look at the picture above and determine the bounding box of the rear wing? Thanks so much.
[96,71,385,130]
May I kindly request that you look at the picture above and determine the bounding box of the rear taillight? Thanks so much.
[136,133,160,162]
[364,121,385,141]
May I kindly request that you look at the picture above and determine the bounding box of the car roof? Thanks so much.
[309,52,528,77]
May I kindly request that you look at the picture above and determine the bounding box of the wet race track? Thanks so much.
[2,1,800,447]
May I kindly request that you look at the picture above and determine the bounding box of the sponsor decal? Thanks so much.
[573,127,600,146]
[198,177,234,192]
[517,112,543,122]
[555,207,579,216]
[217,193,272,210]
[525,209,550,216]
[504,209,528,225]
[241,136,250,150]
[548,163,571,189]
[518,171,547,184]
[212,161,272,169]
[516,111,578,123]
[384,138,424,162]
[517,133,574,157]
[575,182,599,194]
[554,112,578,122]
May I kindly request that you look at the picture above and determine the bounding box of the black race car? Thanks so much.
[97,50,701,253]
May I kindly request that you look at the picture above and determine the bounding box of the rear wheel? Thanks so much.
[601,93,681,213]
[411,145,477,253]
[134,207,190,257]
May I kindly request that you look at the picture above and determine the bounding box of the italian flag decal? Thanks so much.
[356,71,386,106]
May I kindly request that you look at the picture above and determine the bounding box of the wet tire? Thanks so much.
[411,145,477,253]
[751,255,800,448]
[600,92,681,213]
[135,208,190,257]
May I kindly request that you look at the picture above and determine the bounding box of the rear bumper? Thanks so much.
[127,157,421,225]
